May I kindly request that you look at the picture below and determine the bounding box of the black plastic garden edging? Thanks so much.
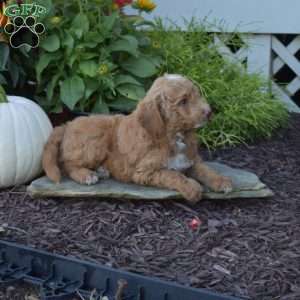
[0,240,240,300]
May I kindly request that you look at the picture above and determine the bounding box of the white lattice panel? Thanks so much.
[213,35,249,69]
[127,0,300,112]
[213,34,300,112]
[271,35,300,112]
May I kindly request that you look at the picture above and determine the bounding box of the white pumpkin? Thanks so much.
[0,96,53,188]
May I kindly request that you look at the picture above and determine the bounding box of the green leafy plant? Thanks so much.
[0,84,7,103]
[35,0,161,113]
[0,42,32,89]
[149,20,289,148]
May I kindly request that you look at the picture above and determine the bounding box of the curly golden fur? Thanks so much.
[43,74,232,203]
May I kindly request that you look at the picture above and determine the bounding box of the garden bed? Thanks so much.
[0,283,39,300]
[0,114,299,300]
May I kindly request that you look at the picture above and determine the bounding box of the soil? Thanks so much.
[0,114,299,300]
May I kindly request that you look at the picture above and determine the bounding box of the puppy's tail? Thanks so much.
[42,125,65,183]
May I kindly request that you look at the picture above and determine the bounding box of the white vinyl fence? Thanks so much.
[136,0,300,112]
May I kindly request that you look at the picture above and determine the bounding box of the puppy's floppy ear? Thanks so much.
[137,96,165,139]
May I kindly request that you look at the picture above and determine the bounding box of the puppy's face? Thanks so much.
[160,74,212,132]
[137,74,212,139]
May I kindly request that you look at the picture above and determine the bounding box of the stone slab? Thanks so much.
[27,162,273,200]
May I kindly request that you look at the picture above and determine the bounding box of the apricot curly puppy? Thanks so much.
[43,74,232,203]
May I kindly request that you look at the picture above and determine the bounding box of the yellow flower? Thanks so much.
[133,0,156,12]
[98,64,109,75]
[50,16,62,25]
[112,3,119,10]
[152,41,160,49]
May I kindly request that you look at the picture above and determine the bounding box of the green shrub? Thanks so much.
[35,0,162,113]
[0,42,32,89]
[149,20,289,148]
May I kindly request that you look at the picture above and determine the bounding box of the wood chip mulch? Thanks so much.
[0,114,299,300]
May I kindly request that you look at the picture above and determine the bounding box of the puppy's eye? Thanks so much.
[179,98,188,106]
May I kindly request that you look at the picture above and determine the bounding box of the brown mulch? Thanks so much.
[0,283,39,300]
[0,114,300,300]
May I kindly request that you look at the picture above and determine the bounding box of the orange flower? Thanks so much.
[132,0,156,12]
[0,2,9,28]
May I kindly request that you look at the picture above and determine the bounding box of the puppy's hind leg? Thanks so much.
[66,166,99,185]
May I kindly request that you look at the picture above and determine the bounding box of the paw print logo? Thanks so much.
[4,16,45,48]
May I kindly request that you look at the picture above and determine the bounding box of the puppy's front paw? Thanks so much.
[96,166,110,179]
[84,172,99,185]
[209,176,233,194]
[182,179,203,204]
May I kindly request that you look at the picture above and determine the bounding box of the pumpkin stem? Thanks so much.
[0,85,7,103]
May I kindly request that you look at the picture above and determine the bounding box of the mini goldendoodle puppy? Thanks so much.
[43,74,232,203]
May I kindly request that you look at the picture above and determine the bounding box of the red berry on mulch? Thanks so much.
[189,218,202,230]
